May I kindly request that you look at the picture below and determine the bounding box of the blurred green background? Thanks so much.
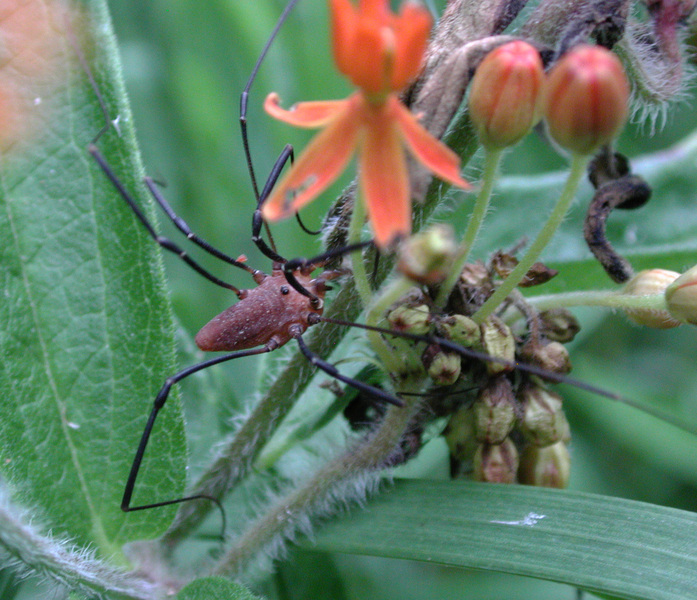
[102,1,697,598]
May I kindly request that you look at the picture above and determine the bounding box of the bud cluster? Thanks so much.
[468,41,630,154]
[387,251,577,489]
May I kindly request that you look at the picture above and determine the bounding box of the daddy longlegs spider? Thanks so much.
[81,0,697,534]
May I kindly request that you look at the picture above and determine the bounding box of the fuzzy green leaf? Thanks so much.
[178,577,262,600]
[0,0,185,557]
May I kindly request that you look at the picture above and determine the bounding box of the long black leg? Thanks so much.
[251,144,295,264]
[283,241,374,305]
[318,316,636,401]
[293,332,404,407]
[144,177,264,280]
[240,0,301,263]
[89,147,248,296]
[121,345,274,514]
[240,0,300,204]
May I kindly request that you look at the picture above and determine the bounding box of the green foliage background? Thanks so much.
[106,0,697,596]
[1,0,697,598]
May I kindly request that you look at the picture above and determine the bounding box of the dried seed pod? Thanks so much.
[460,261,490,288]
[422,344,461,386]
[387,304,432,335]
[438,314,480,347]
[518,384,569,446]
[520,340,572,376]
[474,375,516,444]
[518,441,571,488]
[480,317,515,375]
[539,308,581,343]
[623,269,681,329]
[473,438,519,484]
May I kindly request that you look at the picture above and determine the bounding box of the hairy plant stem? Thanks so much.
[473,153,590,323]
[348,189,416,376]
[348,190,373,307]
[212,380,425,578]
[525,290,669,313]
[0,484,158,600]
[435,147,502,307]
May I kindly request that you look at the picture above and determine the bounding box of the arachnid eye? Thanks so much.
[281,286,290,295]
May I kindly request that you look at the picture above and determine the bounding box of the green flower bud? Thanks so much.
[473,438,518,484]
[518,384,568,446]
[468,40,545,149]
[422,344,461,386]
[438,314,480,347]
[387,304,432,335]
[518,441,571,488]
[444,404,477,463]
[665,264,697,325]
[480,317,515,375]
[623,269,682,329]
[397,224,457,285]
[544,45,629,155]
[474,376,516,444]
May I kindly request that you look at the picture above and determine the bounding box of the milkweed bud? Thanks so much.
[539,308,581,343]
[518,384,568,446]
[474,376,516,444]
[387,304,432,335]
[623,269,681,329]
[422,344,461,386]
[480,317,515,375]
[520,340,572,376]
[468,40,545,149]
[444,404,477,462]
[665,265,697,326]
[473,438,518,484]
[544,45,629,155]
[438,314,480,347]
[518,441,571,488]
[398,224,457,285]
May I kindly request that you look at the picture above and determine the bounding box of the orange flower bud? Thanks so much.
[468,41,545,149]
[623,269,682,329]
[544,45,629,155]
[665,265,697,325]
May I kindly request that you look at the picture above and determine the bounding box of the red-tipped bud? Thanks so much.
[665,265,697,326]
[468,41,545,149]
[544,45,629,155]
[623,269,682,329]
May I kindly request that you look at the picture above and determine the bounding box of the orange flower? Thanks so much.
[261,0,470,248]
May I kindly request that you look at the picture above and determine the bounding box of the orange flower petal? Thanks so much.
[391,3,432,90]
[261,95,362,221]
[359,105,410,248]
[391,97,471,189]
[264,93,347,128]
[330,0,357,76]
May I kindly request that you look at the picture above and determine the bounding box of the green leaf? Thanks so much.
[178,577,262,600]
[0,0,184,557]
[308,479,697,600]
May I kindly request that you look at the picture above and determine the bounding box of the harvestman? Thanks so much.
[80,0,694,521]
